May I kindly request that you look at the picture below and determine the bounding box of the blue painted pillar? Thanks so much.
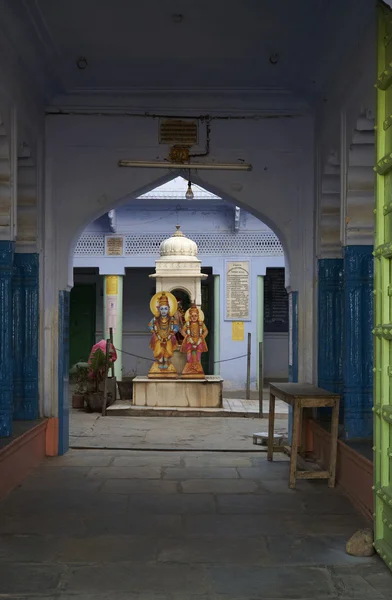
[288,291,298,383]
[0,242,14,436]
[343,245,373,439]
[288,291,298,442]
[317,259,344,422]
[58,290,70,455]
[13,254,39,420]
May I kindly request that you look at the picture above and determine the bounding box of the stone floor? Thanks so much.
[0,444,389,599]
[69,412,289,450]
[107,397,288,417]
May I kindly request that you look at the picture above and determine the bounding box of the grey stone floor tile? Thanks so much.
[0,534,60,562]
[54,535,159,563]
[112,453,182,467]
[126,492,216,514]
[82,513,182,536]
[286,514,369,536]
[157,536,269,565]
[330,564,390,598]
[43,594,213,600]
[61,563,208,594]
[302,492,356,514]
[181,479,259,494]
[88,466,163,479]
[258,478,328,494]
[18,477,101,493]
[265,535,379,567]
[216,493,304,513]
[205,565,335,597]
[182,454,253,467]
[101,479,177,494]
[0,489,128,515]
[0,513,87,535]
[45,452,113,467]
[164,467,239,479]
[27,466,92,478]
[184,514,289,536]
[237,465,294,481]
[0,563,64,593]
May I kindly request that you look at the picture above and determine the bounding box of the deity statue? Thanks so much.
[174,297,185,343]
[148,291,179,378]
[179,304,208,378]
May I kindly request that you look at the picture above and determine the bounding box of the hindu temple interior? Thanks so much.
[0,0,391,596]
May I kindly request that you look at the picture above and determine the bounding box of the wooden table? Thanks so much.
[268,382,340,489]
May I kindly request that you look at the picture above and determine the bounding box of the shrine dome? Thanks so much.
[159,225,198,261]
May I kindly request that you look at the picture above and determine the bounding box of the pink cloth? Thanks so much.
[87,340,117,379]
[89,340,117,363]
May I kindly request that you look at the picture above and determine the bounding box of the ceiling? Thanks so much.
[3,0,376,103]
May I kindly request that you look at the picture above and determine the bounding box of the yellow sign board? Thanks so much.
[232,321,244,341]
[106,276,118,296]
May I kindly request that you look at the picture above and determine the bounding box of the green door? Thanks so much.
[69,284,96,368]
[374,1,392,568]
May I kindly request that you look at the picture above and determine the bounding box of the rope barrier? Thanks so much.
[115,347,248,365]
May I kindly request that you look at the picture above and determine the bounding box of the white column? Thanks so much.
[256,275,264,391]
[213,275,220,375]
[103,275,123,381]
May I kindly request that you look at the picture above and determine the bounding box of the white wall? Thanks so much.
[44,108,315,408]
[74,258,288,389]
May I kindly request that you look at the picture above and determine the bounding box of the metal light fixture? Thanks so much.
[185,180,194,200]
[118,160,252,171]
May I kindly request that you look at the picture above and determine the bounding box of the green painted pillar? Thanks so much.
[256,275,264,391]
[214,275,220,375]
[103,275,123,381]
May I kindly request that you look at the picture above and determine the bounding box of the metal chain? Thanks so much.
[115,347,248,364]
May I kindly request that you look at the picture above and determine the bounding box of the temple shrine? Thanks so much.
[132,226,223,407]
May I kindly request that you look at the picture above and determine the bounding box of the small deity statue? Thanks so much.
[180,304,208,378]
[174,298,185,343]
[148,291,179,378]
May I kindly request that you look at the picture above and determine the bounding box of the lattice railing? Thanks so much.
[74,232,283,256]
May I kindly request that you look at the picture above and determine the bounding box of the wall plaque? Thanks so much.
[225,261,250,320]
[232,321,245,341]
[105,236,124,256]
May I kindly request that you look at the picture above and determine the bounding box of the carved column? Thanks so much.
[317,259,344,422]
[103,275,123,381]
[287,291,298,444]
[0,242,14,436]
[58,290,70,455]
[343,245,373,439]
[12,253,39,420]
[318,260,344,392]
[288,291,298,383]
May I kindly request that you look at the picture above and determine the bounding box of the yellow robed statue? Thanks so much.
[180,304,208,379]
[148,291,179,378]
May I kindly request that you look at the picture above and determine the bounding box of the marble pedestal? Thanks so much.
[132,375,223,408]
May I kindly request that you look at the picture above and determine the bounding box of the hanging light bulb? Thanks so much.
[185,180,194,200]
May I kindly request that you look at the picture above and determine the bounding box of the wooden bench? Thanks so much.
[267,382,340,489]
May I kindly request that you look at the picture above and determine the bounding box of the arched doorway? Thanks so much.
[62,174,292,453]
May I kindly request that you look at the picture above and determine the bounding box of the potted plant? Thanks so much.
[71,363,89,409]
[85,347,116,412]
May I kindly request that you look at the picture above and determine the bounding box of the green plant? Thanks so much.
[74,364,89,395]
[88,348,112,392]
